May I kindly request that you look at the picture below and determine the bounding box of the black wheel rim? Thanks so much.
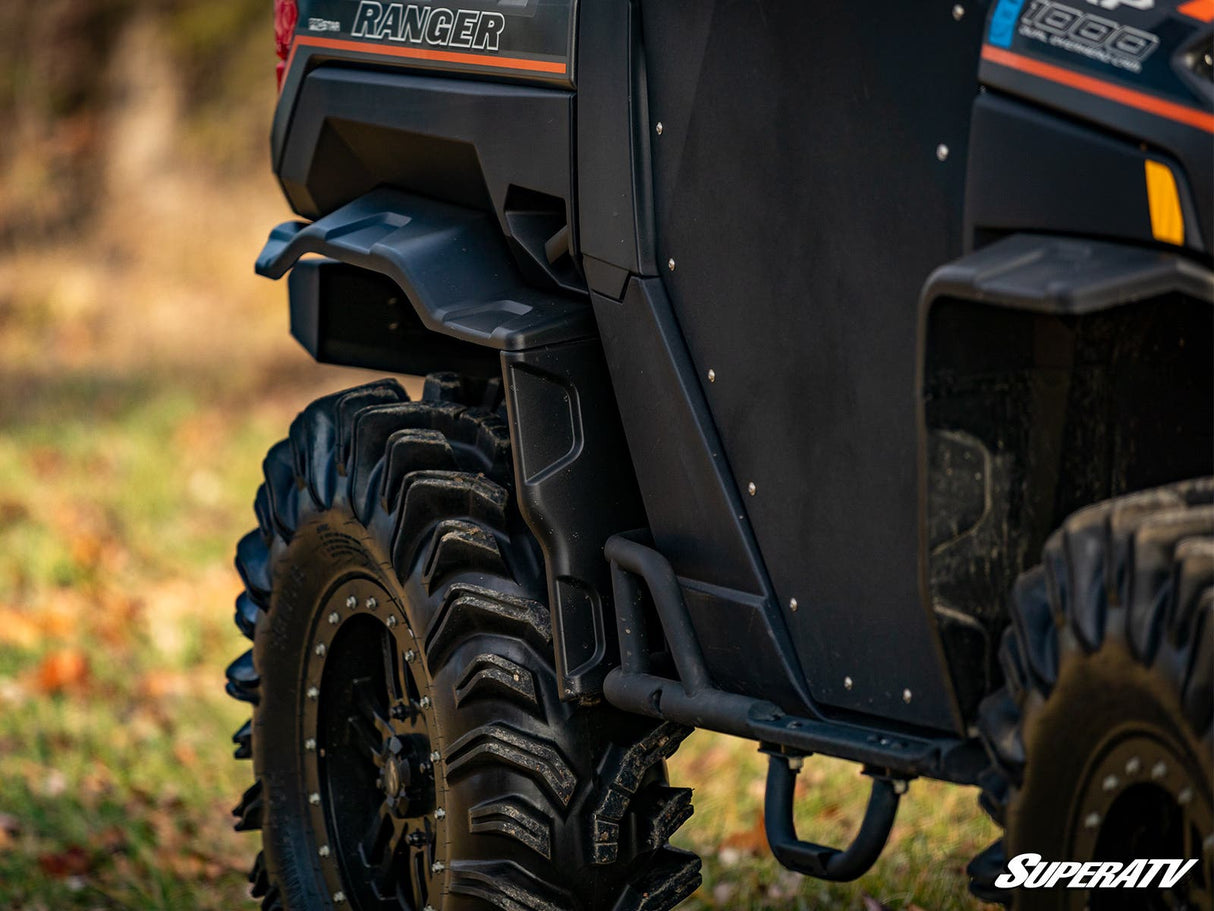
[1069,729,1212,911]
[305,578,442,911]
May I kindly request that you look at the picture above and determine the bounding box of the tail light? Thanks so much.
[275,0,299,89]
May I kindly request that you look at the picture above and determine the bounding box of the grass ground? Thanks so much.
[0,19,999,906]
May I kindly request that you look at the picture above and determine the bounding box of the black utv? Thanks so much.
[225,1,1214,909]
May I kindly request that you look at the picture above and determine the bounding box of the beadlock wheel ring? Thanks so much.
[302,577,446,910]
[1068,727,1213,911]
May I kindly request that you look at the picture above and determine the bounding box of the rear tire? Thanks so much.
[972,480,1213,910]
[227,376,701,911]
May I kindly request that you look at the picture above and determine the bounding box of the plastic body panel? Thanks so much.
[275,68,574,230]
[966,90,1207,252]
[274,0,577,162]
[637,1,983,731]
[501,339,649,698]
[978,0,1213,252]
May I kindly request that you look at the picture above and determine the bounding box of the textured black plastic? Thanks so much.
[966,92,1206,253]
[257,189,593,351]
[922,232,1214,314]
[287,260,499,378]
[501,338,649,699]
[275,68,574,233]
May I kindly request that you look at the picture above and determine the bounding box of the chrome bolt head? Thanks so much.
[419,696,432,709]
[1179,787,1194,805]
[314,643,326,657]
[318,844,330,858]
[435,807,446,820]
[431,861,445,874]
[936,143,950,161]
[307,685,320,700]
[844,676,854,690]
[386,615,398,628]
[667,258,676,271]
[1152,761,1168,780]
[902,689,913,703]
[655,121,664,135]
[789,597,798,612]
[405,650,417,663]
[707,368,716,383]
[1084,812,1101,829]
[1102,775,1119,792]
[365,597,378,610]
[309,792,321,806]
[952,4,965,20]
[430,751,441,762]
[747,481,757,496]
[1125,757,1141,776]
[345,595,357,609]
[305,738,317,751]
[328,611,340,625]
[333,891,346,903]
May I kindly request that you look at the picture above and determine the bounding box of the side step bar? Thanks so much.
[601,531,980,881]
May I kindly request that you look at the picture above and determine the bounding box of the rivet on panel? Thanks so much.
[667,258,676,271]
[656,121,664,135]
[747,481,756,496]
[789,598,798,613]
[936,143,950,161]
[707,369,716,383]
[844,676,854,691]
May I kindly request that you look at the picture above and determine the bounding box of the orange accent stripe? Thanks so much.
[1178,0,1214,23]
[291,34,566,75]
[981,45,1214,135]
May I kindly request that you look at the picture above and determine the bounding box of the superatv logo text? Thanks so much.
[997,853,1199,889]
[351,1,505,51]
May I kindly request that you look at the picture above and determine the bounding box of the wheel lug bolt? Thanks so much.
[435,808,446,820]
[1084,812,1101,829]
[328,612,340,625]
[309,792,321,805]
[1179,787,1193,805]
[307,686,319,700]
[431,861,445,873]
[1152,761,1168,780]
[305,738,316,751]
[366,597,377,610]
[420,696,431,709]
[314,643,326,657]
[430,751,441,762]
[346,596,357,609]
[1102,775,1119,792]
[1125,757,1141,775]
[387,615,398,628]
[405,650,416,663]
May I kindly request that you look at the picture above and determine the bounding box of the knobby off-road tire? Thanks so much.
[972,479,1213,910]
[226,376,701,911]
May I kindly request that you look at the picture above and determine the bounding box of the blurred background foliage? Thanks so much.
[0,4,997,908]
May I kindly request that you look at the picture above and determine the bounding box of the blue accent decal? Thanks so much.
[988,0,1026,49]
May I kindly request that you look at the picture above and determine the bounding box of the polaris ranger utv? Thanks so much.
[225,1,1214,908]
